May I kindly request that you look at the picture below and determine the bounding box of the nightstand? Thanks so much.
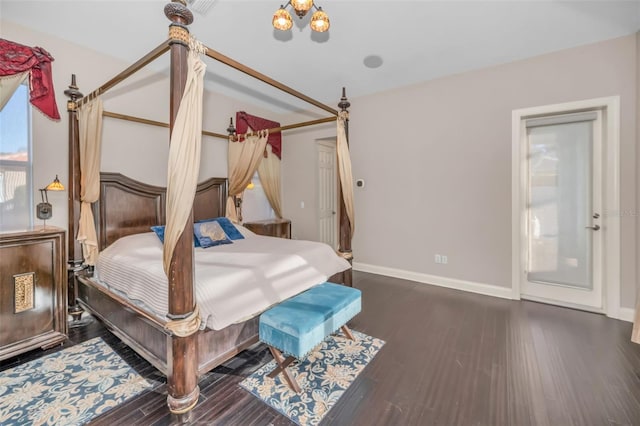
[0,227,67,360]
[243,219,291,239]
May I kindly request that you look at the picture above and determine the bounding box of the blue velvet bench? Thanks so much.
[259,282,362,393]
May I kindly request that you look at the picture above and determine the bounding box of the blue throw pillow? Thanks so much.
[150,225,202,247]
[151,225,166,242]
[196,217,244,240]
[193,220,233,248]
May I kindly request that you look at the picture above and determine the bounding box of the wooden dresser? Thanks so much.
[243,218,291,239]
[0,227,67,360]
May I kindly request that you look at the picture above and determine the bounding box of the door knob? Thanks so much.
[585,225,600,231]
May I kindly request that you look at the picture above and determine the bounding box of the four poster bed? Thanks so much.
[65,1,354,416]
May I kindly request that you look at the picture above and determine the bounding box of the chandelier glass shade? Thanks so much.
[272,1,330,32]
[310,7,330,32]
[291,0,313,17]
[273,6,293,31]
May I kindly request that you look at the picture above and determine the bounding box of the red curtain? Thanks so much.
[236,111,281,159]
[0,38,60,120]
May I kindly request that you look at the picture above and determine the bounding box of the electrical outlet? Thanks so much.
[441,255,448,264]
[435,254,442,263]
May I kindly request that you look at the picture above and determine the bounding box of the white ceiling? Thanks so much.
[2,0,639,114]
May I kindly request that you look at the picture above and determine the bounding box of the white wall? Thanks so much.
[283,34,638,311]
[0,20,285,231]
[354,34,638,307]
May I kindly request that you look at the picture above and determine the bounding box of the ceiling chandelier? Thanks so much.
[272,0,330,33]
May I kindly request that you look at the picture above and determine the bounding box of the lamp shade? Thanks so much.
[291,0,313,17]
[273,6,293,31]
[45,175,65,191]
[310,8,330,32]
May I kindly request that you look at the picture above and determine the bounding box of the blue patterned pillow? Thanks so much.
[150,225,202,247]
[195,217,244,240]
[193,220,233,248]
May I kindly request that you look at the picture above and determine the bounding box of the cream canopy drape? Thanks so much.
[337,111,355,238]
[257,142,283,219]
[77,97,103,265]
[633,309,640,343]
[163,40,206,275]
[226,131,269,222]
[0,71,27,111]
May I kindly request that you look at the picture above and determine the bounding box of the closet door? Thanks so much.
[317,141,337,248]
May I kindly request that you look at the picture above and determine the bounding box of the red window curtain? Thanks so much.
[0,38,60,120]
[236,111,281,158]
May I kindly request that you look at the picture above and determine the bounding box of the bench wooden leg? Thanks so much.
[267,346,301,394]
[341,325,356,341]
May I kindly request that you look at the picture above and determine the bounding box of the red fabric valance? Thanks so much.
[236,111,281,159]
[0,38,60,120]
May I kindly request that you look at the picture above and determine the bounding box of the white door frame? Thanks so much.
[511,96,620,318]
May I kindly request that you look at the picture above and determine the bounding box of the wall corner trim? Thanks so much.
[352,262,514,300]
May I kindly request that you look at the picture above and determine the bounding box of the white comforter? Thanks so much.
[95,232,350,330]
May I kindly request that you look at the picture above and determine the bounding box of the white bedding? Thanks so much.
[95,231,350,330]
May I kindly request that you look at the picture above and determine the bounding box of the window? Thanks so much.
[242,172,275,222]
[0,83,32,231]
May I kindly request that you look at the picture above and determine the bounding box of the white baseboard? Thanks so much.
[618,307,636,323]
[353,262,634,321]
[353,262,514,300]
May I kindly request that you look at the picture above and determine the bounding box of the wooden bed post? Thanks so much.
[164,0,200,417]
[64,75,86,321]
[338,88,353,287]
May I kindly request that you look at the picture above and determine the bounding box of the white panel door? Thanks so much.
[521,111,603,309]
[317,141,337,248]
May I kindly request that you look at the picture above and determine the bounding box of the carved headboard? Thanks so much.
[94,172,227,249]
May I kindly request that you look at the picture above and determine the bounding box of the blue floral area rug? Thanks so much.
[240,330,385,426]
[0,337,154,425]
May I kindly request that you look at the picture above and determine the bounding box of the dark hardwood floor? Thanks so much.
[3,271,640,425]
